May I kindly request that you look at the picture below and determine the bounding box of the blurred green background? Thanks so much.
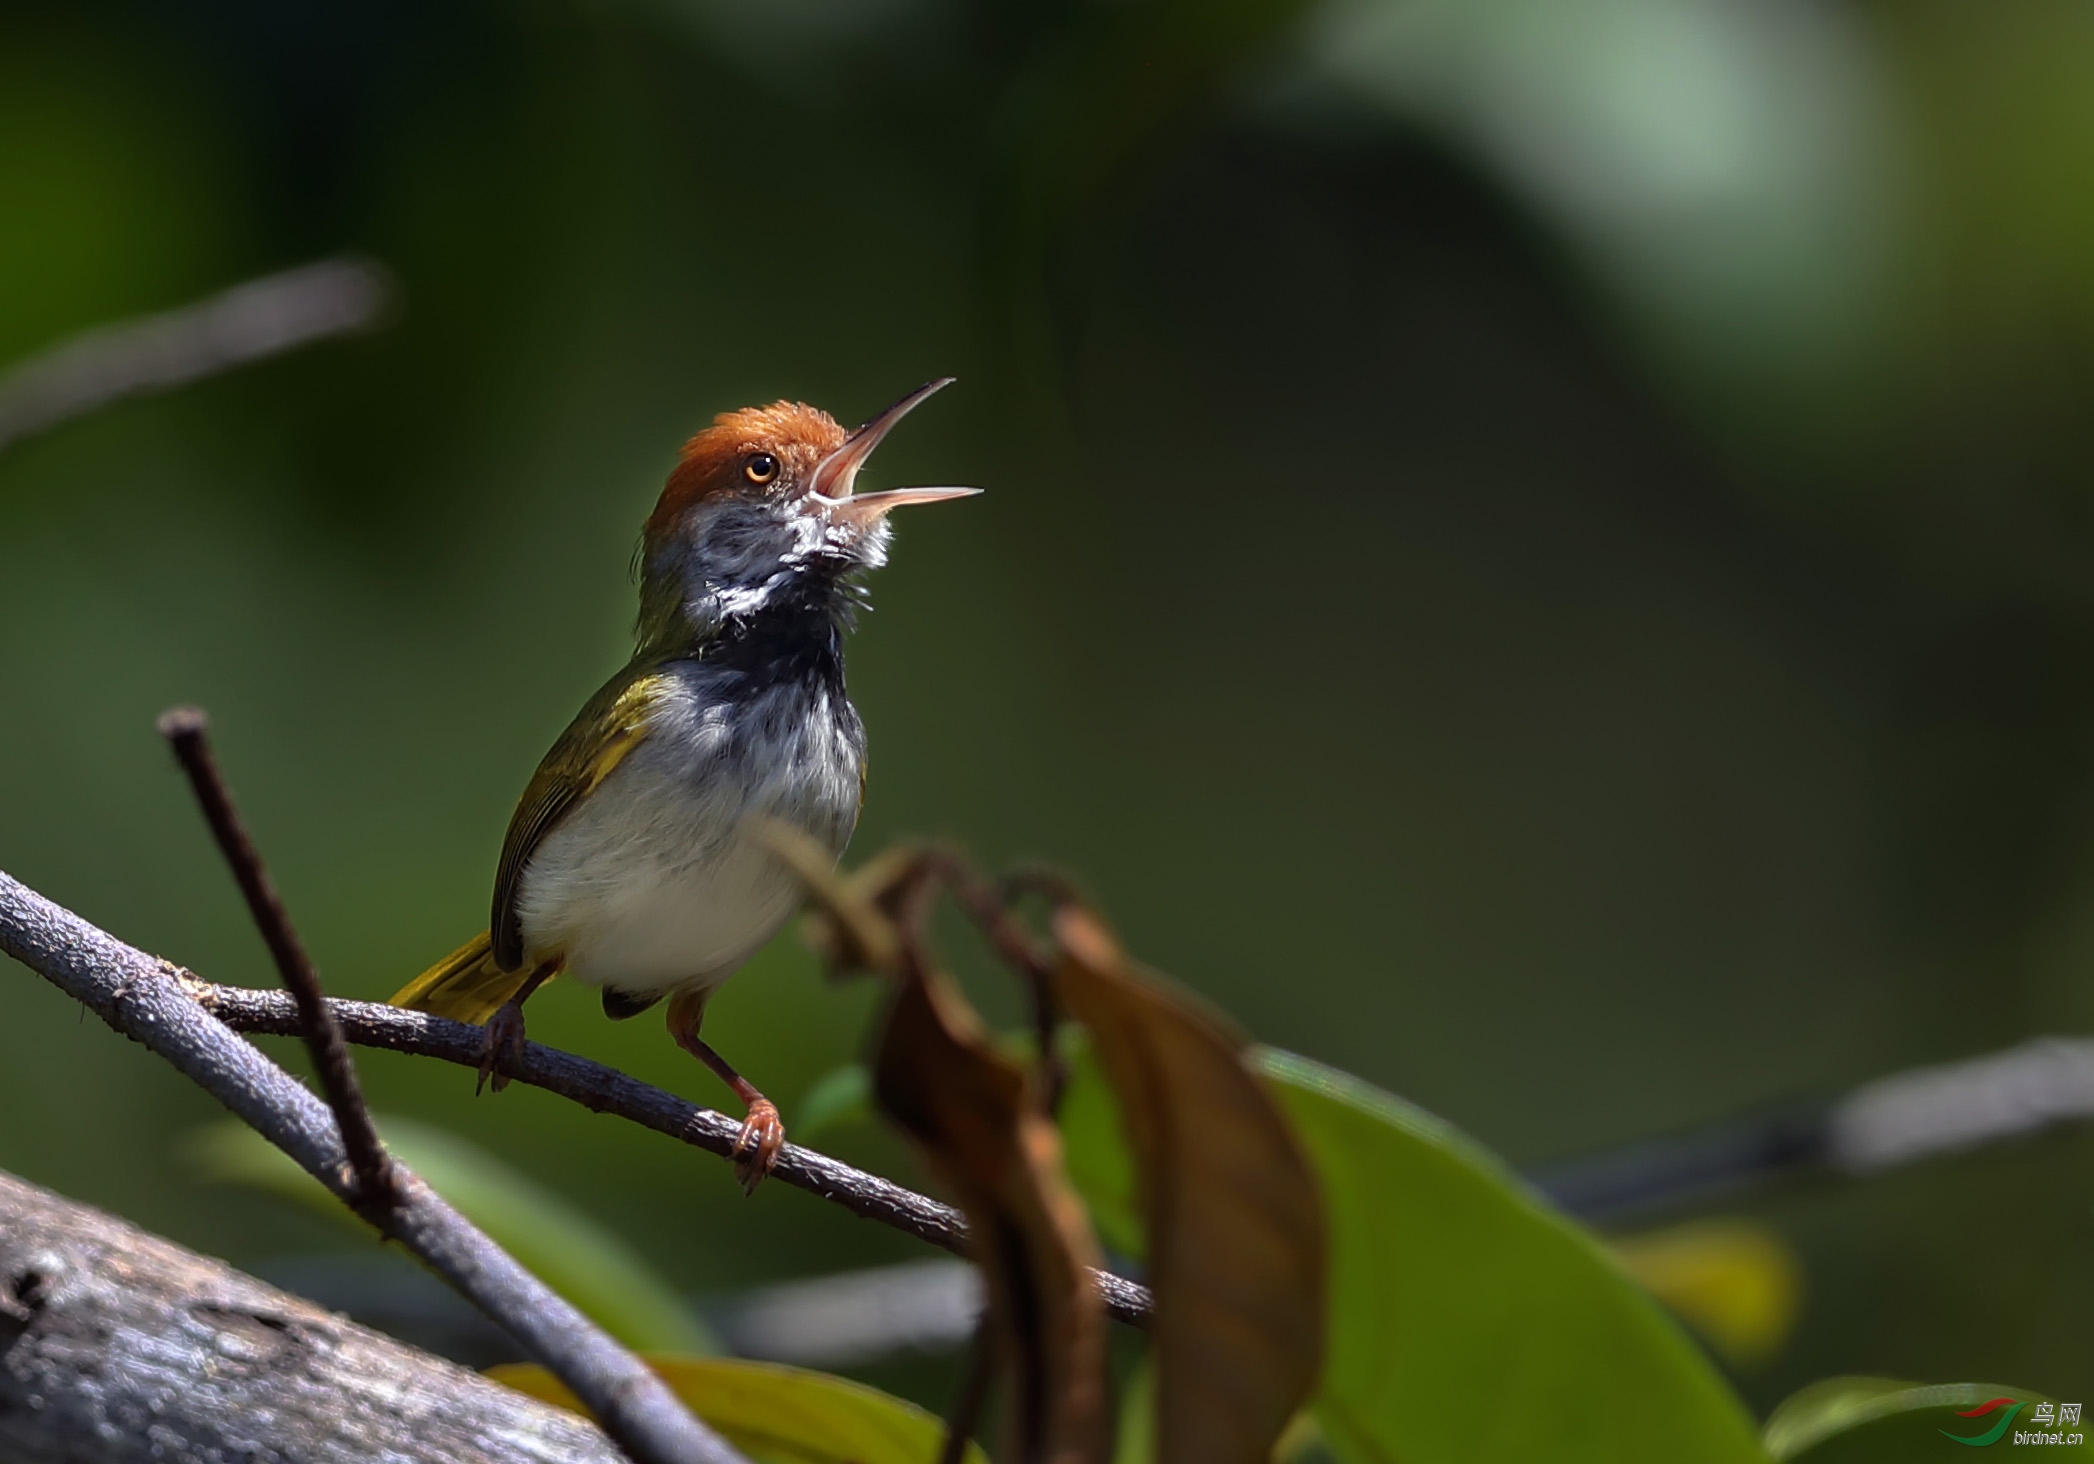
[6,0,2094,1419]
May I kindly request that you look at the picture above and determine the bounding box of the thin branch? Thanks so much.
[192,980,1156,1328]
[0,258,392,457]
[935,853,1068,1112]
[0,870,750,1464]
[158,706,395,1208]
[808,844,1069,1112]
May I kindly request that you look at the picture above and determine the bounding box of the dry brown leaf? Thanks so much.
[1052,906,1326,1464]
[873,962,1110,1464]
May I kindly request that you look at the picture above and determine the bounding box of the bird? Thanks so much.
[389,379,975,1189]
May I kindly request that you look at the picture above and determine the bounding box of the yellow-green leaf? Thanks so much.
[1612,1218,1802,1368]
[490,1355,990,1464]
[1765,1377,2094,1459]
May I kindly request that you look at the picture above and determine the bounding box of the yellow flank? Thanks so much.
[388,930,551,1025]
[489,665,667,969]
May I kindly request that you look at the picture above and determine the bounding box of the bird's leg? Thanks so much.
[667,987,784,1193]
[477,961,558,1095]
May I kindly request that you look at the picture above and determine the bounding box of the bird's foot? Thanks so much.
[476,1002,528,1095]
[731,1097,785,1194]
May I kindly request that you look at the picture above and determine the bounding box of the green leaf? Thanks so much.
[489,1355,990,1464]
[1114,1359,1157,1464]
[792,1062,871,1141]
[1059,1046,1769,1464]
[1765,1377,2094,1460]
[188,1114,714,1354]
[1058,1032,1142,1256]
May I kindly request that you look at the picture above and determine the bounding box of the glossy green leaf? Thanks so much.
[189,1113,713,1354]
[1060,1046,1768,1464]
[1765,1377,2094,1460]
[490,1354,990,1464]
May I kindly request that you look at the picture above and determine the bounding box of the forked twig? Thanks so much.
[153,708,751,1460]
[0,870,748,1464]
[158,706,396,1208]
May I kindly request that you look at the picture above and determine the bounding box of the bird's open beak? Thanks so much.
[809,377,980,523]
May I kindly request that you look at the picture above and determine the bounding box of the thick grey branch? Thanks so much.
[0,1167,623,1464]
[0,870,748,1464]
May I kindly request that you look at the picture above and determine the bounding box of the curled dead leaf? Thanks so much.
[873,961,1110,1464]
[1052,905,1326,1464]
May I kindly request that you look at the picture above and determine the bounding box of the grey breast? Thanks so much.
[667,658,866,859]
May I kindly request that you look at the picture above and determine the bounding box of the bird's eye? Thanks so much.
[743,452,780,485]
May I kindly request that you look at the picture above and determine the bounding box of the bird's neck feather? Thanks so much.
[634,509,882,665]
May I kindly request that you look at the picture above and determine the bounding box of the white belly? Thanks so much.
[521,826,802,994]
[509,658,865,994]
[513,757,844,995]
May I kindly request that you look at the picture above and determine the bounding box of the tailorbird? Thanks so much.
[390,379,975,1188]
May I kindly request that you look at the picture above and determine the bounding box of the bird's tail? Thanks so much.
[388,931,544,1025]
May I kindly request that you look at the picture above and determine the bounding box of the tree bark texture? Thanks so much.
[0,1169,623,1464]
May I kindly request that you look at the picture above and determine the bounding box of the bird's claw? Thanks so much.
[731,1097,785,1194]
[476,1003,527,1095]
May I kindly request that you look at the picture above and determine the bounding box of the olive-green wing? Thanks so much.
[490,661,668,969]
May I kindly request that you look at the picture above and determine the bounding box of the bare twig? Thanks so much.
[209,986,965,1233]
[157,707,396,1209]
[0,258,392,457]
[0,870,749,1464]
[827,846,1070,1111]
[191,981,1156,1328]
[943,856,1067,1109]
